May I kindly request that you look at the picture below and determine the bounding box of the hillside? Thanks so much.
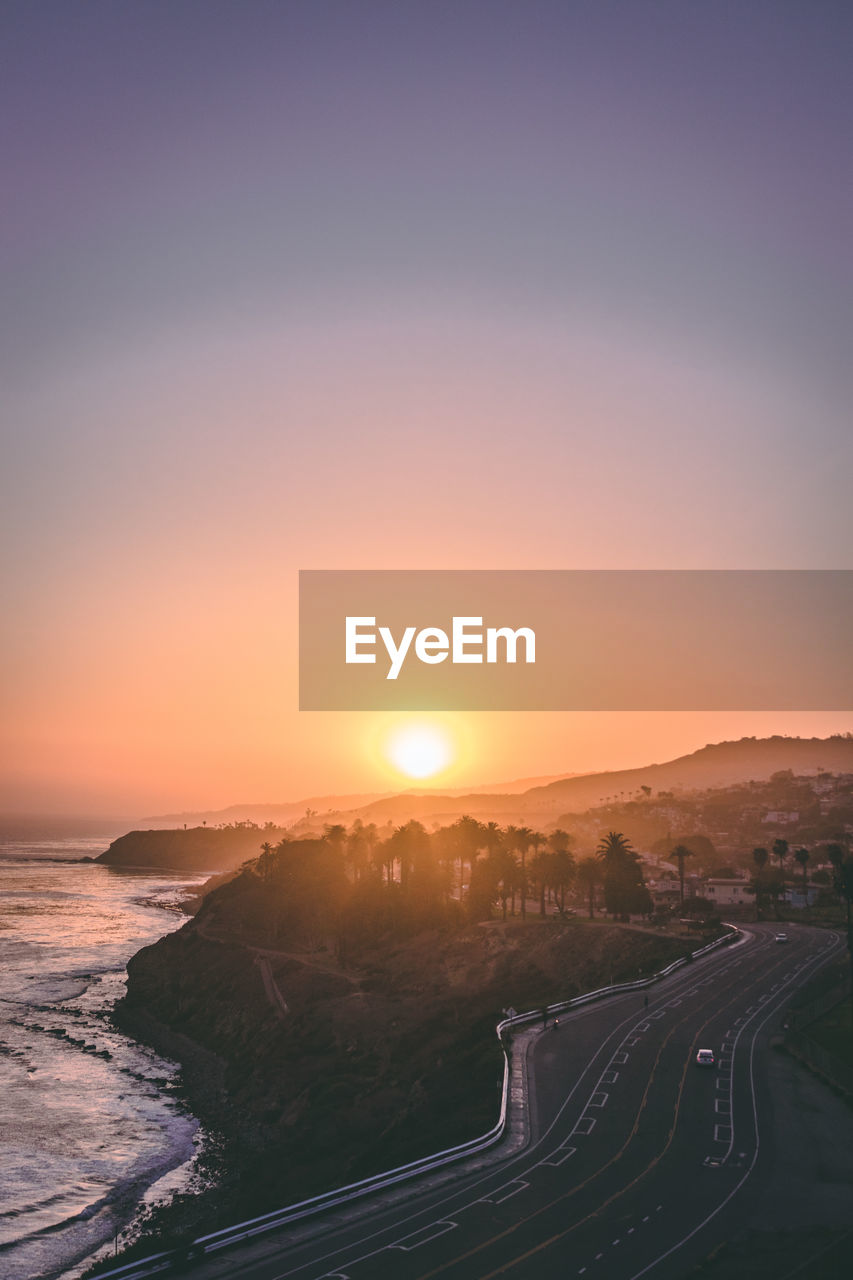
[333,735,853,826]
[111,846,689,1255]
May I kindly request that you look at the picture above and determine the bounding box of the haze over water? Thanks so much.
[0,838,208,1280]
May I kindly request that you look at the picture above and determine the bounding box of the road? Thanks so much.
[185,923,844,1280]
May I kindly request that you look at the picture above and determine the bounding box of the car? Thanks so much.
[695,1048,716,1068]
[775,932,788,943]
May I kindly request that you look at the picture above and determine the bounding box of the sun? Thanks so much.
[384,722,455,781]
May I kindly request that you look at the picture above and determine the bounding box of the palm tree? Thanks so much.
[671,844,694,910]
[507,826,534,919]
[794,847,810,903]
[597,831,636,862]
[772,837,789,875]
[576,856,602,919]
[530,849,551,916]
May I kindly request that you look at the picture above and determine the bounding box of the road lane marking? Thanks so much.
[715,1099,730,1114]
[590,1092,609,1107]
[484,1181,529,1204]
[714,1123,733,1142]
[538,1146,576,1167]
[600,1070,619,1083]
[390,1221,457,1250]
[572,1116,596,1135]
[611,1051,629,1064]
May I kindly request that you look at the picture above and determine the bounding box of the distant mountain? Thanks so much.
[141,793,393,829]
[142,774,583,829]
[519,734,853,818]
[331,734,853,826]
[98,734,853,869]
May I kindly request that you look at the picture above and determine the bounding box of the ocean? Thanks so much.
[0,837,209,1280]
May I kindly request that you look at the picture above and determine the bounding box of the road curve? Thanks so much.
[180,923,844,1280]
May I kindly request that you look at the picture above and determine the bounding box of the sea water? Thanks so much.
[0,838,210,1280]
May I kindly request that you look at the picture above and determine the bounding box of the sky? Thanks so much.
[2,1,851,818]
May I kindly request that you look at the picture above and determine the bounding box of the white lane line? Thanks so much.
[612,1051,629,1064]
[483,1180,529,1205]
[642,1215,650,1222]
[626,931,844,1280]
[714,1122,733,1142]
[538,1146,576,1167]
[637,1022,651,1032]
[651,1010,667,1019]
[390,1220,457,1250]
[590,1092,609,1107]
[668,998,683,1007]
[716,1076,731,1092]
[715,1098,731,1114]
[572,1116,596,1136]
[612,1237,621,1245]
[601,1069,619,1084]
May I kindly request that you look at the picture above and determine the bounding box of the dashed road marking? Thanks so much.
[715,1098,731,1114]
[600,1069,619,1084]
[612,1051,629,1064]
[390,1221,457,1250]
[481,1180,529,1205]
[538,1146,577,1167]
[572,1116,596,1136]
[590,1092,609,1108]
[714,1123,733,1142]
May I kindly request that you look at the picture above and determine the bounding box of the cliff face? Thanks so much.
[96,826,285,872]
[118,904,687,1219]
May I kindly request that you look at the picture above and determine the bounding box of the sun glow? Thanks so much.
[385,722,455,780]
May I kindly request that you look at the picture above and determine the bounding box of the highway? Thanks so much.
[180,923,843,1280]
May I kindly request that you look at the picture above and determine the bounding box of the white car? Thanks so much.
[775,932,788,943]
[695,1048,716,1068]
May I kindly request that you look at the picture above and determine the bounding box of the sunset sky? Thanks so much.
[2,2,851,818]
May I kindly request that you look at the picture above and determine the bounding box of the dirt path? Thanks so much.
[254,954,290,1019]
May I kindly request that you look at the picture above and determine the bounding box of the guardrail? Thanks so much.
[92,924,739,1279]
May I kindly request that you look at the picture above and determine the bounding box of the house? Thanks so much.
[704,879,751,906]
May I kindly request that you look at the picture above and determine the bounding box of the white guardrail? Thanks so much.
[93,926,739,1278]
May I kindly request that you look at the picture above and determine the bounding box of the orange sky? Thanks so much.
[2,7,851,819]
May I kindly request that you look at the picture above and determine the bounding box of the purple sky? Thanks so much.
[2,1,852,812]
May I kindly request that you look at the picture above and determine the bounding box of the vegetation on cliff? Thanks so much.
[107,824,690,1263]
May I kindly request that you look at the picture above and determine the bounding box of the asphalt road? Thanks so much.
[189,923,844,1280]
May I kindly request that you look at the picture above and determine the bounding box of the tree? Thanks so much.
[597,832,650,921]
[530,849,552,916]
[489,847,519,921]
[671,844,694,910]
[597,831,636,862]
[447,815,487,901]
[576,856,602,919]
[771,837,789,877]
[506,826,534,919]
[793,847,810,902]
[551,849,576,912]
